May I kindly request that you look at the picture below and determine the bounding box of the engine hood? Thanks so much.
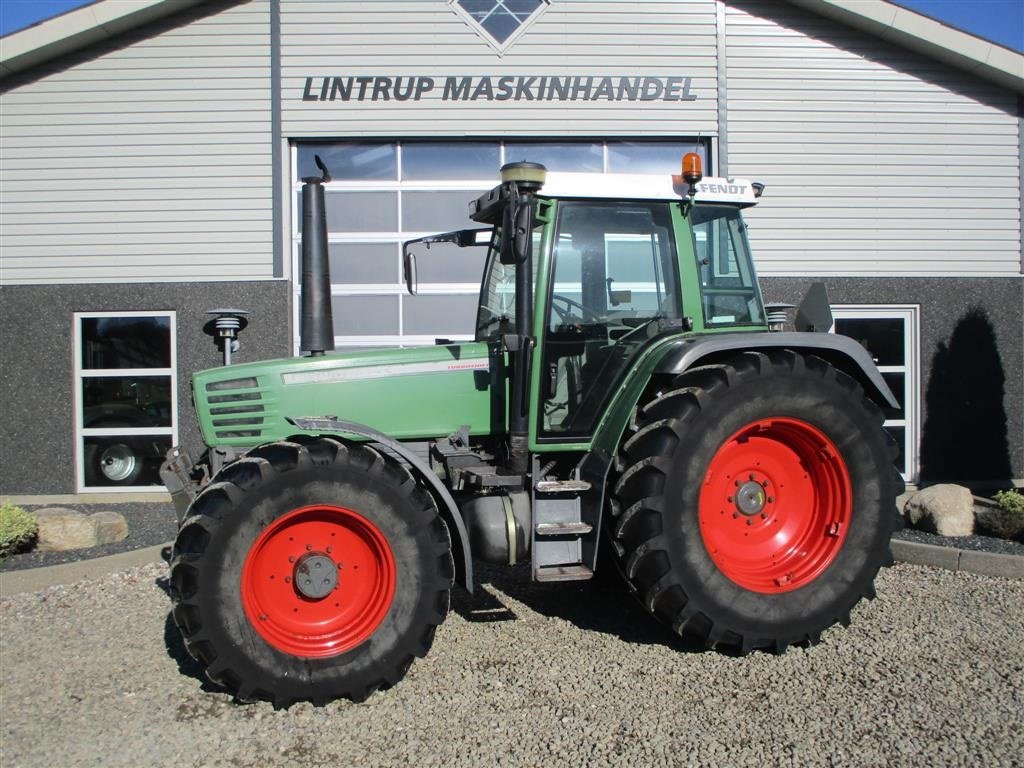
[191,342,500,448]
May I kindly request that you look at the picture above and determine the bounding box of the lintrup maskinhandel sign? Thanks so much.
[302,75,698,102]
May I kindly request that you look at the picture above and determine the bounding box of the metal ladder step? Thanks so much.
[535,479,591,493]
[534,564,594,582]
[535,522,593,536]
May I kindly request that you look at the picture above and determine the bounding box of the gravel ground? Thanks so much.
[892,528,1024,556]
[2,561,1022,767]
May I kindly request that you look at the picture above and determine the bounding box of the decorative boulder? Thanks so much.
[33,507,97,551]
[32,507,129,551]
[90,511,129,544]
[904,484,974,537]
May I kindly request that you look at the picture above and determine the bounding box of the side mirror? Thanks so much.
[500,201,517,265]
[512,200,532,263]
[500,188,533,265]
[402,246,418,295]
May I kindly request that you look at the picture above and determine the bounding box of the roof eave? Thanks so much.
[783,0,1024,94]
[0,0,210,79]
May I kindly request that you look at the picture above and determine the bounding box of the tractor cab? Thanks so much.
[403,157,768,452]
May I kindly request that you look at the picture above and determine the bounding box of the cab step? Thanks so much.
[462,467,525,490]
[534,564,594,582]
[535,522,593,536]
[535,479,591,493]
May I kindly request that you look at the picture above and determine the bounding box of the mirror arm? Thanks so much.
[402,228,491,252]
[401,228,490,296]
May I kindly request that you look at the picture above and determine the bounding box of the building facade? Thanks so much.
[1,0,1021,495]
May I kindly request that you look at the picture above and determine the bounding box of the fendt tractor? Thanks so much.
[162,155,903,706]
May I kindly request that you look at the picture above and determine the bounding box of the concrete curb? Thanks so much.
[891,539,1024,580]
[0,543,169,598]
[1,537,1020,598]
[0,492,171,505]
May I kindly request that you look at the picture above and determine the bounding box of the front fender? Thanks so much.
[287,416,474,595]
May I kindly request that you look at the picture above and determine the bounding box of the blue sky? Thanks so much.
[1,0,1022,52]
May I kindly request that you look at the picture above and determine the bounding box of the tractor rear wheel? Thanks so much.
[169,437,453,706]
[609,350,902,653]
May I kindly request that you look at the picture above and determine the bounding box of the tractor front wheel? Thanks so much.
[169,437,453,706]
[609,350,902,653]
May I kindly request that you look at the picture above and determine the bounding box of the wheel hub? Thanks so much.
[698,417,852,594]
[293,552,338,599]
[241,504,396,658]
[735,480,767,516]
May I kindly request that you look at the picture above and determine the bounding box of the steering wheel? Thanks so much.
[551,294,602,324]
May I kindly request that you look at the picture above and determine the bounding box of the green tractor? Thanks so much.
[163,156,902,706]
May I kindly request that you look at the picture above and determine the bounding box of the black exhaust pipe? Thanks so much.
[300,155,334,356]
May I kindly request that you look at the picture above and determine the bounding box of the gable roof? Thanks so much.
[1,0,1022,92]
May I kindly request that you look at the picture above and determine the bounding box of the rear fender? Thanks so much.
[655,332,900,410]
[578,332,899,572]
[287,417,474,594]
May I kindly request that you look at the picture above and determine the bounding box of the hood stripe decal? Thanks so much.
[282,358,490,385]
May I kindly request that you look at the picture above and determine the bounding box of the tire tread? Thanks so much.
[607,350,899,655]
[169,436,453,705]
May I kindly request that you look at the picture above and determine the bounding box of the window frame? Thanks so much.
[829,304,920,483]
[449,0,550,54]
[73,310,178,493]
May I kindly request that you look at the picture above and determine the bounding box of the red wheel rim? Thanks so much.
[241,505,396,657]
[698,418,852,594]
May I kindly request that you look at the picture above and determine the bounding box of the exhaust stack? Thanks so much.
[300,155,335,356]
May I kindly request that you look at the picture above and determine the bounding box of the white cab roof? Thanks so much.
[540,173,760,206]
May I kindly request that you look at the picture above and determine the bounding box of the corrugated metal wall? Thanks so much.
[0,0,273,285]
[280,0,720,138]
[723,1,1021,278]
[2,0,1019,286]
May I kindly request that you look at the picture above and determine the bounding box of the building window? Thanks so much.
[291,139,709,351]
[74,312,177,491]
[830,305,920,482]
[450,0,549,52]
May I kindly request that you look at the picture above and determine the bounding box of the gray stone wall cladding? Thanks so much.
[1,277,1019,493]
[0,281,291,495]
[761,276,1024,484]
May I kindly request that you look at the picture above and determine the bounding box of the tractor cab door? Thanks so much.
[475,221,546,436]
[531,199,682,444]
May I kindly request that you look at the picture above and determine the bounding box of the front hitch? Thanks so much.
[159,446,204,524]
[160,445,239,524]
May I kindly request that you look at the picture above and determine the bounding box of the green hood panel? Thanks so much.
[192,343,499,448]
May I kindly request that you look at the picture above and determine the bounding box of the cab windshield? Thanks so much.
[689,204,765,327]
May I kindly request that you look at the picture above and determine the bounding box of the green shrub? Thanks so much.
[982,491,1024,543]
[0,503,37,558]
[994,490,1024,515]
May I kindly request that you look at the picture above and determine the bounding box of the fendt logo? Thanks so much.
[449,0,549,54]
